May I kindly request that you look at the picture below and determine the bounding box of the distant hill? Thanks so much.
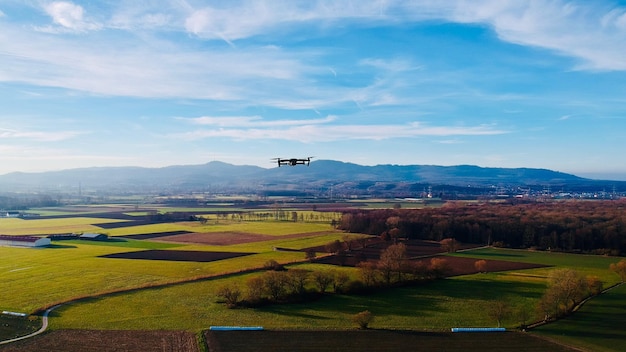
[0,160,622,195]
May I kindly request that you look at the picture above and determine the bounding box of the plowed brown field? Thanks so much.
[0,330,199,352]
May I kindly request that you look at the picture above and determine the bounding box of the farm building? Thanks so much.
[48,233,80,240]
[0,235,51,248]
[79,233,108,241]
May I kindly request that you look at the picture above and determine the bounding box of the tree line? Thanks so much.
[337,199,626,255]
[217,244,452,309]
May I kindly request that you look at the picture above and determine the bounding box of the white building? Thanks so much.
[0,235,51,247]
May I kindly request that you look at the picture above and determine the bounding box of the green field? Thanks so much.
[48,255,619,332]
[534,283,626,352]
[1,210,625,351]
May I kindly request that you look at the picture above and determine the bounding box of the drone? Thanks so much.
[272,157,313,167]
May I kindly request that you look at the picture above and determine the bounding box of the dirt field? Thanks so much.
[314,253,547,275]
[0,330,199,352]
[100,250,253,262]
[1,329,578,352]
[205,330,578,352]
[129,231,336,246]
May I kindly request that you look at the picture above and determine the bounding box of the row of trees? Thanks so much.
[537,269,603,321]
[338,199,626,255]
[218,254,626,328]
[216,266,350,308]
[216,245,453,308]
[480,260,626,328]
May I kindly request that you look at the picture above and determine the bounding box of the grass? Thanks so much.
[533,283,626,352]
[0,218,339,313]
[0,218,128,235]
[453,248,622,285]
[2,210,624,352]
[0,315,40,342]
[47,269,544,331]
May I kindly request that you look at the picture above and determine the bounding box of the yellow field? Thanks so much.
[0,218,128,235]
[0,214,342,313]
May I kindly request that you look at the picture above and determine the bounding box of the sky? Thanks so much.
[1,1,626,180]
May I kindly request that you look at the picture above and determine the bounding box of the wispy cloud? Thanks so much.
[0,128,84,142]
[1,0,623,106]
[173,121,507,142]
[180,0,626,71]
[184,115,336,127]
[446,0,626,71]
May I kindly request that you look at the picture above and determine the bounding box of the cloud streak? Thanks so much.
[174,120,507,142]
[0,128,84,142]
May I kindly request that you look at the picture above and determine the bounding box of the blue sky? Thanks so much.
[1,1,625,180]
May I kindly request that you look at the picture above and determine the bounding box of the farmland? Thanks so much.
[0,204,625,351]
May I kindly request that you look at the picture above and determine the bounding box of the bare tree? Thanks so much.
[586,276,603,296]
[246,277,264,304]
[357,261,380,287]
[515,304,533,330]
[538,269,588,319]
[487,301,510,327]
[332,271,350,293]
[325,239,344,254]
[378,243,407,285]
[216,284,242,308]
[428,257,451,278]
[262,271,289,302]
[548,269,587,310]
[286,269,309,296]
[440,238,459,253]
[474,259,488,273]
[311,271,334,293]
[610,259,626,282]
[352,310,374,329]
[305,249,317,261]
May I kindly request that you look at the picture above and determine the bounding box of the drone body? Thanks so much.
[273,157,313,167]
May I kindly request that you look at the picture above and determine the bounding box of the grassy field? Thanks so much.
[0,216,340,313]
[1,210,625,351]
[48,250,621,333]
[0,315,40,342]
[453,248,623,284]
[533,283,626,352]
[0,217,128,235]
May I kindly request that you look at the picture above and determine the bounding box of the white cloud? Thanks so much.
[173,121,507,143]
[0,25,308,100]
[43,1,101,32]
[446,0,626,70]
[0,128,84,142]
[183,0,393,41]
[181,0,626,71]
[184,115,336,127]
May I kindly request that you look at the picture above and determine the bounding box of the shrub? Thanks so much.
[216,284,242,308]
[352,310,374,329]
[263,259,285,271]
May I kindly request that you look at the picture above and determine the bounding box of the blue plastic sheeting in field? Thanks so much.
[451,327,506,333]
[209,326,264,331]
[1,311,27,317]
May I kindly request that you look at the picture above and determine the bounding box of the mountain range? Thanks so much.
[0,160,623,197]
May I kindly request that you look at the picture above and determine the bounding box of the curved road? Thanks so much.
[0,305,61,345]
